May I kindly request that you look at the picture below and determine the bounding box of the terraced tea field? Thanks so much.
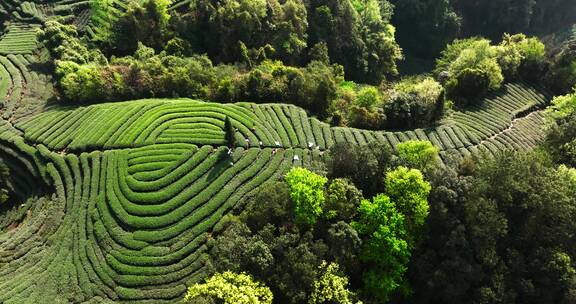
[0,83,551,302]
[0,1,556,303]
[0,24,40,55]
[0,53,53,120]
[1,0,89,24]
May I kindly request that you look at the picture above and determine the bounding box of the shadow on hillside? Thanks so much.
[206,149,230,182]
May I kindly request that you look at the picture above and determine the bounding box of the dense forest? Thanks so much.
[0,0,575,303]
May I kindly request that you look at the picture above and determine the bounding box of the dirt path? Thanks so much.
[479,110,543,145]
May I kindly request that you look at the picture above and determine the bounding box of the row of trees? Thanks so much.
[331,76,445,130]
[46,0,576,130]
[388,0,576,60]
[93,0,403,84]
[98,0,576,67]
[38,20,446,130]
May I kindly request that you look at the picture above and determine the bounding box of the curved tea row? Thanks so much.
[15,82,550,158]
[0,54,52,121]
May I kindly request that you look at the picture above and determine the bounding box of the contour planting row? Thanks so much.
[1,0,88,26]
[0,133,76,303]
[0,145,115,303]
[450,82,549,140]
[16,2,44,22]
[49,0,91,23]
[0,55,24,119]
[478,110,548,153]
[84,0,127,40]
[15,98,459,152]
[15,82,551,154]
[0,132,318,302]
[16,100,325,150]
[438,110,549,161]
[0,23,40,55]
[0,54,52,120]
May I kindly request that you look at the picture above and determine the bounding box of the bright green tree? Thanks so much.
[548,89,576,120]
[309,262,357,304]
[496,33,547,80]
[447,39,503,91]
[396,140,440,171]
[184,271,273,304]
[58,63,107,102]
[355,87,381,109]
[546,89,576,166]
[352,194,410,301]
[384,166,431,240]
[285,167,328,226]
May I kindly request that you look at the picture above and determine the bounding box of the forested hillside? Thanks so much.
[0,0,575,303]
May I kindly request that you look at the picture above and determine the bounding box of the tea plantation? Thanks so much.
[0,1,558,303]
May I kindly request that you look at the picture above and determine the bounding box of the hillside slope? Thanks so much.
[0,2,556,303]
[0,87,551,302]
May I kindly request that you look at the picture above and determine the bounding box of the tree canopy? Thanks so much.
[184,271,273,304]
[285,167,328,226]
[396,140,440,171]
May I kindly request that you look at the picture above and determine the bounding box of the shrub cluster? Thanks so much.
[435,34,547,106]
[331,76,445,130]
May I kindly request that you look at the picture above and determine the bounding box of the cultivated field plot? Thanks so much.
[15,82,550,157]
[0,24,40,55]
[1,0,89,23]
[0,53,53,120]
[0,87,552,303]
[0,122,320,302]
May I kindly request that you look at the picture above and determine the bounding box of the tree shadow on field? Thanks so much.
[206,148,231,182]
[0,151,49,230]
[452,85,510,113]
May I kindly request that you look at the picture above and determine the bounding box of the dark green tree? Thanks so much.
[408,152,576,304]
[177,0,308,65]
[0,160,9,204]
[327,142,391,197]
[224,116,235,148]
[547,36,576,95]
[452,0,536,39]
[390,0,460,59]
[307,0,402,83]
[111,0,173,55]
